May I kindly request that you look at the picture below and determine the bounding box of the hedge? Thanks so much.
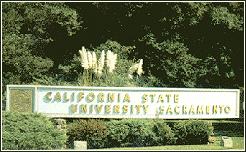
[3,111,215,150]
[173,119,214,145]
[66,119,214,149]
[66,119,107,149]
[107,119,158,147]
[105,119,177,147]
[2,111,67,150]
[153,119,176,145]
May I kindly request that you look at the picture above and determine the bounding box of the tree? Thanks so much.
[2,2,244,111]
[2,2,83,110]
[138,33,218,88]
[87,2,244,88]
[2,2,82,83]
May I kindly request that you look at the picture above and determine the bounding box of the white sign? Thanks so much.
[6,85,240,119]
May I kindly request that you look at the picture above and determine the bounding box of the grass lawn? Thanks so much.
[58,137,244,150]
[58,120,244,150]
[93,138,244,150]
[164,120,243,124]
[92,145,228,150]
[231,137,245,150]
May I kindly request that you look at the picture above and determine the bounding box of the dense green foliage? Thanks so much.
[107,119,158,147]
[2,111,67,150]
[2,2,82,82]
[66,119,107,149]
[2,110,216,150]
[173,120,214,145]
[2,2,82,109]
[154,120,176,145]
[106,119,131,147]
[2,2,244,112]
[87,2,243,88]
[66,119,213,149]
[67,119,171,148]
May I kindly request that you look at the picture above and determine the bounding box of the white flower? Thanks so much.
[137,59,143,76]
[128,74,133,79]
[128,63,139,79]
[109,53,117,73]
[128,59,144,79]
[79,46,89,69]
[97,50,105,75]
[92,51,97,73]
[106,50,112,68]
[87,51,93,69]
[99,50,105,68]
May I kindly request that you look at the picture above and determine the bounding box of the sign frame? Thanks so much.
[6,85,240,119]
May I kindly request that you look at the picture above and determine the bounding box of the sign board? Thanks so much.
[6,85,240,119]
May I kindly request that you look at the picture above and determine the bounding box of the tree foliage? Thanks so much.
[67,119,107,149]
[2,2,82,84]
[2,2,83,109]
[2,2,244,110]
[2,111,67,150]
[173,120,214,145]
[87,2,243,88]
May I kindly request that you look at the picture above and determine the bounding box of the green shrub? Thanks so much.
[153,120,176,145]
[2,111,67,150]
[173,120,214,145]
[106,119,130,147]
[106,119,176,148]
[119,119,158,147]
[66,119,107,149]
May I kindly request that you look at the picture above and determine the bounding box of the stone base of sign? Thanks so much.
[53,118,67,130]
[52,118,67,149]
[74,141,87,150]
[208,136,215,143]
[57,125,67,130]
[221,136,233,148]
[207,121,215,144]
